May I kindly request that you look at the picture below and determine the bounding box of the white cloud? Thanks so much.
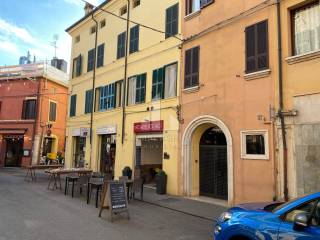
[0,40,20,56]
[0,19,35,44]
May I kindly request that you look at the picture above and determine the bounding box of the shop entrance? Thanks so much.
[199,126,228,200]
[73,137,86,167]
[100,134,116,175]
[135,136,163,184]
[4,137,23,167]
[42,137,53,156]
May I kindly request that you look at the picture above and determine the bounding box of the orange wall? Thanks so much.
[180,0,277,204]
[38,78,68,154]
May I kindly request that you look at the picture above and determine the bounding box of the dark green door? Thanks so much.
[199,127,228,200]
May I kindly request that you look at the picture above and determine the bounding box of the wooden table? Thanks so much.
[24,164,64,182]
[46,168,92,191]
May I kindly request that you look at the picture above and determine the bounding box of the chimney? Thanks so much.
[84,2,94,15]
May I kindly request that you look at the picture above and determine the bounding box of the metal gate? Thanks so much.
[199,145,228,200]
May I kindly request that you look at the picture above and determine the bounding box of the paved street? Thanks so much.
[0,169,223,240]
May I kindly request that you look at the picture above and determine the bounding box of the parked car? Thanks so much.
[214,192,320,239]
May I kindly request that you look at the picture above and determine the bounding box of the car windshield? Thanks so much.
[272,195,307,213]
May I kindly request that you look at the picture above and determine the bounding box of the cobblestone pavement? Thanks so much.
[0,168,225,240]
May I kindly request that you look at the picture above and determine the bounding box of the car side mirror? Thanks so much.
[294,213,309,228]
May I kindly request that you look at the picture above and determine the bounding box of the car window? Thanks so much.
[284,200,317,223]
[311,202,320,227]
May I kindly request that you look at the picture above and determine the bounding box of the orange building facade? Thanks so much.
[0,63,68,167]
[179,0,278,205]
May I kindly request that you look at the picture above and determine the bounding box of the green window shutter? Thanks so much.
[152,70,157,99]
[70,94,77,117]
[85,90,93,114]
[141,73,146,103]
[97,44,104,68]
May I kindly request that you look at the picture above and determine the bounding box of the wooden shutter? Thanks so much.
[97,44,104,68]
[191,46,199,86]
[70,95,77,117]
[245,20,268,73]
[184,48,192,88]
[130,25,139,54]
[22,100,27,119]
[140,73,146,103]
[257,21,268,70]
[87,49,95,72]
[166,4,179,38]
[184,46,199,88]
[245,25,256,73]
[186,0,191,15]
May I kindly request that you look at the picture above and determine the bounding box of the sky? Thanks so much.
[0,0,103,68]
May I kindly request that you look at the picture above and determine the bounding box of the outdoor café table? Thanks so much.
[87,177,104,208]
[24,164,64,182]
[46,168,92,191]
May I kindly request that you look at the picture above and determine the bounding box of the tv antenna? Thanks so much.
[51,34,59,58]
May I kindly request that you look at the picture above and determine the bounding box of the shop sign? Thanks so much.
[3,135,24,139]
[134,120,164,133]
[96,125,117,135]
[80,128,90,137]
[71,128,81,137]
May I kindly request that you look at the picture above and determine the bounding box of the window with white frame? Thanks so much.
[241,131,269,160]
[185,0,213,15]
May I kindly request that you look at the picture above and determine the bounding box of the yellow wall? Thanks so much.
[66,0,181,195]
[280,0,320,110]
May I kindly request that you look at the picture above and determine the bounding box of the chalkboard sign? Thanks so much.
[98,180,130,222]
[110,181,127,211]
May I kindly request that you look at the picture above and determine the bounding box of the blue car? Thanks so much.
[214,192,320,239]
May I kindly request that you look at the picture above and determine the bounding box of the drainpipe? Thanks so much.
[121,0,131,144]
[89,13,99,168]
[276,0,288,201]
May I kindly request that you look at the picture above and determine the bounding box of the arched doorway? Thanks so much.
[182,115,233,205]
[199,126,228,200]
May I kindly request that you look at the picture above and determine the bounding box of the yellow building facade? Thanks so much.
[65,0,181,194]
[276,0,320,199]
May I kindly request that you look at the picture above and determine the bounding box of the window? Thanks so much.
[97,43,104,68]
[152,63,178,100]
[0,101,2,112]
[85,89,93,114]
[292,2,320,56]
[127,73,146,105]
[75,35,80,43]
[245,20,269,73]
[22,99,36,120]
[72,55,82,78]
[90,25,96,34]
[120,5,127,15]
[184,46,199,89]
[166,4,179,38]
[152,68,164,100]
[100,19,106,29]
[164,63,177,98]
[130,25,139,54]
[117,32,126,59]
[284,200,318,223]
[133,0,140,8]
[311,201,320,226]
[49,101,57,122]
[98,83,116,111]
[87,49,95,72]
[185,0,213,15]
[70,94,77,117]
[241,131,269,160]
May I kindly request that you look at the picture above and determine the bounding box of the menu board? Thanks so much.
[110,181,127,210]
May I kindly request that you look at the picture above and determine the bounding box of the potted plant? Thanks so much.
[122,166,132,179]
[156,170,167,195]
